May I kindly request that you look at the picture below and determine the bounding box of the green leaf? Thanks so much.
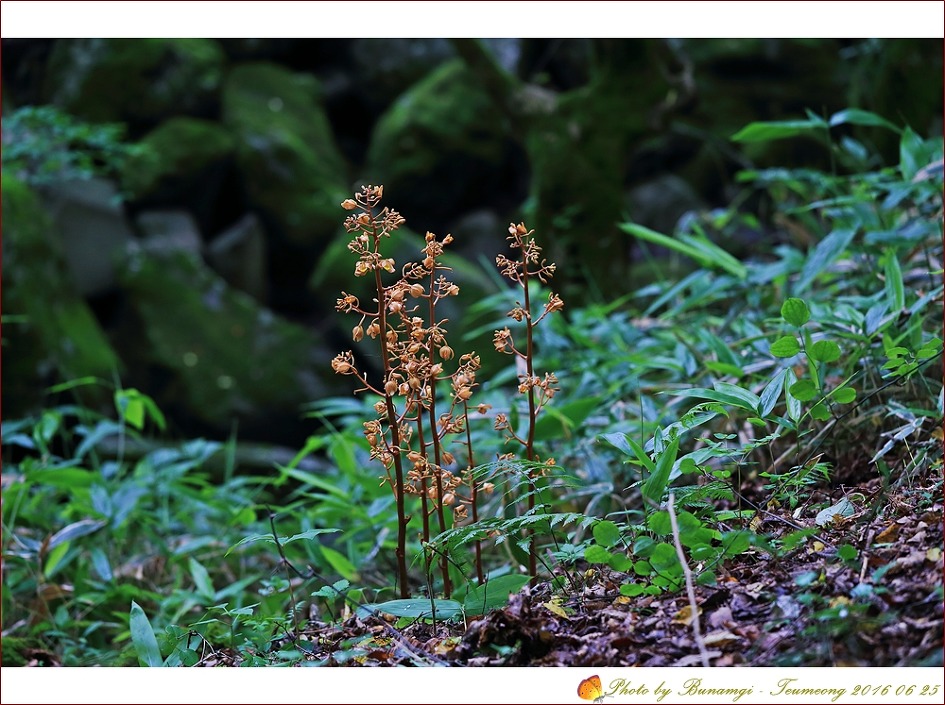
[600,433,655,473]
[608,553,633,572]
[712,382,761,414]
[810,403,831,421]
[837,544,858,561]
[48,518,107,548]
[759,368,787,417]
[899,126,924,180]
[673,387,757,412]
[620,582,645,597]
[883,249,905,311]
[648,542,681,575]
[642,436,679,505]
[226,528,340,556]
[831,387,856,404]
[188,558,215,600]
[618,222,746,278]
[43,541,71,578]
[360,599,463,621]
[789,379,817,402]
[781,298,810,327]
[828,109,901,133]
[129,601,163,667]
[815,498,855,527]
[592,520,621,548]
[731,118,827,143]
[808,340,841,363]
[533,397,601,441]
[796,228,857,293]
[464,574,531,614]
[770,336,801,358]
[320,545,359,582]
[584,545,613,564]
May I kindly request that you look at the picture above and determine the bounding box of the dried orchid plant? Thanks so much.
[332,185,562,598]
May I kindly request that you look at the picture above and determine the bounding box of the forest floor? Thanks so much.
[199,461,943,668]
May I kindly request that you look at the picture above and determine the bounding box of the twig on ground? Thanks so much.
[667,492,712,667]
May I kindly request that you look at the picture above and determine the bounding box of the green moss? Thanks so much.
[222,62,348,247]
[1,175,121,412]
[119,244,327,426]
[125,117,235,198]
[366,60,510,209]
[44,39,225,123]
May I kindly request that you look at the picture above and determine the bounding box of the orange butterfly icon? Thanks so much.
[577,675,610,703]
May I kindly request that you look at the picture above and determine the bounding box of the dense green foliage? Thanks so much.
[2,110,941,666]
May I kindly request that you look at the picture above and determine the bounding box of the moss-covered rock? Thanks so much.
[118,239,328,431]
[222,62,348,248]
[125,117,235,199]
[365,59,526,227]
[1,175,121,413]
[43,39,225,126]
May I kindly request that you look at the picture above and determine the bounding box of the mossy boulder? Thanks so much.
[43,39,225,126]
[222,62,348,248]
[1,175,121,413]
[124,117,235,200]
[365,59,526,227]
[118,240,328,432]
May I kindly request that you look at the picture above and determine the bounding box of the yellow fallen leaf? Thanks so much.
[809,540,826,553]
[672,604,700,625]
[703,630,740,647]
[927,547,942,562]
[543,600,572,619]
[876,522,900,543]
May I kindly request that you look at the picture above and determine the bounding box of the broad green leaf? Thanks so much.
[648,542,682,574]
[592,520,621,548]
[808,340,841,363]
[796,228,857,293]
[608,553,633,572]
[815,498,855,526]
[584,545,613,564]
[673,387,757,413]
[810,403,831,421]
[360,599,463,620]
[320,545,359,582]
[770,336,801,358]
[781,298,810,327]
[620,582,645,597]
[759,368,787,417]
[464,574,531,614]
[642,436,679,505]
[830,387,857,404]
[188,558,215,600]
[828,109,901,133]
[731,118,827,143]
[130,601,163,667]
[712,382,761,414]
[883,249,905,311]
[789,379,817,402]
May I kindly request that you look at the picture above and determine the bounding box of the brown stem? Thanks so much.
[372,227,410,599]
[463,400,484,584]
[426,275,452,597]
[521,251,538,583]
